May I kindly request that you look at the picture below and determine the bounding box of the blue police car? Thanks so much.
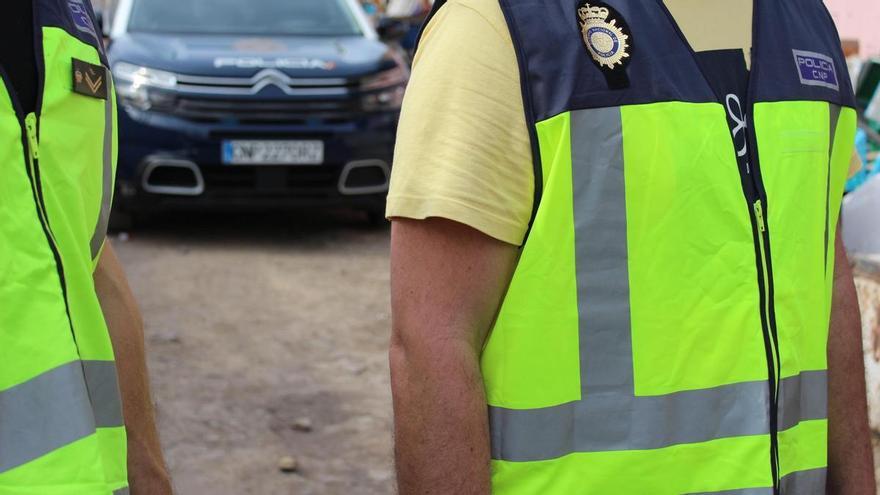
[104,0,408,225]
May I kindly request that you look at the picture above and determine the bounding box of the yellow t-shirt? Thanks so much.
[387,0,859,245]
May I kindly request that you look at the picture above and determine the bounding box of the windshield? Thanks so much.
[128,0,363,36]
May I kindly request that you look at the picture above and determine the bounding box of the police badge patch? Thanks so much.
[577,1,631,71]
[72,58,108,100]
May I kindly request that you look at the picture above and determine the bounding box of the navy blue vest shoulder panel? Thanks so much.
[494,0,855,122]
[413,0,856,239]
[37,0,108,63]
[498,0,716,122]
[753,0,855,107]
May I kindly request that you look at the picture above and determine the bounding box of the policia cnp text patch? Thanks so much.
[72,58,108,99]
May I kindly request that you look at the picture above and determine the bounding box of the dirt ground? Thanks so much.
[114,211,880,494]
[114,211,396,495]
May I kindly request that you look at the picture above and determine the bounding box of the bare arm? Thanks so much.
[95,242,173,494]
[827,229,876,494]
[389,218,519,494]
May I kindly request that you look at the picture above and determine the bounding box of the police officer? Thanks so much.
[1,1,170,493]
[388,0,876,493]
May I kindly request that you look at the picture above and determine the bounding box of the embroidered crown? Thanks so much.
[578,5,609,23]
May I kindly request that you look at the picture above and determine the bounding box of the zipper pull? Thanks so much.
[24,113,39,160]
[754,200,766,232]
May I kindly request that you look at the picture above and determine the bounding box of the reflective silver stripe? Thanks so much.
[825,103,841,273]
[113,487,131,495]
[488,107,829,464]
[780,467,826,495]
[0,362,95,472]
[82,360,125,428]
[682,468,825,495]
[489,372,826,461]
[490,379,770,461]
[0,360,124,473]
[571,107,634,392]
[90,85,114,259]
[687,488,773,495]
[778,370,827,431]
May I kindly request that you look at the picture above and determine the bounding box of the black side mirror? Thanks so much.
[376,16,410,41]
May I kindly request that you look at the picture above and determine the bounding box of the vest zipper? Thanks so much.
[753,199,779,376]
[25,7,78,347]
[653,0,782,487]
[753,201,771,334]
[748,184,781,495]
[24,113,50,230]
[749,173,782,495]
[746,29,782,492]
[23,110,77,346]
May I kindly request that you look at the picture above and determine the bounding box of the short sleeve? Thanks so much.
[385,0,534,246]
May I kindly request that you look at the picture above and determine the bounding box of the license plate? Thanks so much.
[222,140,324,165]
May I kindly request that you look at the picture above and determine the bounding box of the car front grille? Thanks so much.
[165,70,362,124]
[172,97,361,124]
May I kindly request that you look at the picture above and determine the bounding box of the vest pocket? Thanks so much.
[754,101,834,376]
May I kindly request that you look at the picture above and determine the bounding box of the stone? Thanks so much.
[278,456,299,473]
[292,417,313,433]
[153,330,182,344]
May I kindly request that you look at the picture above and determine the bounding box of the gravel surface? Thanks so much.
[114,212,880,493]
[114,211,395,495]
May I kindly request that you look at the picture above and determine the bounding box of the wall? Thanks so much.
[825,0,880,57]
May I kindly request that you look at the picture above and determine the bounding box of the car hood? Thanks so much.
[108,33,391,78]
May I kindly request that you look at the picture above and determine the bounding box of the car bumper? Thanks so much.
[115,105,398,212]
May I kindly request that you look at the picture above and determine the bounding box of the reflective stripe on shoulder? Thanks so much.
[90,85,114,260]
[0,360,124,472]
[824,104,842,274]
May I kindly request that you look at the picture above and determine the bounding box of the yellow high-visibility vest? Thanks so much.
[421,0,859,493]
[0,2,126,493]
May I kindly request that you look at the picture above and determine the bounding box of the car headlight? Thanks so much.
[113,62,178,111]
[361,57,409,112]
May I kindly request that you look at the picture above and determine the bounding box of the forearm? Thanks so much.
[826,237,876,494]
[389,218,519,494]
[390,335,491,494]
[95,243,173,494]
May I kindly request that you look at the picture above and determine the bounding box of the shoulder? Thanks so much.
[410,0,520,109]
[387,0,535,246]
[417,0,512,60]
[451,0,510,35]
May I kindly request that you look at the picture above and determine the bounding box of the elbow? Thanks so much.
[388,326,413,394]
[388,323,446,395]
[388,322,482,394]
